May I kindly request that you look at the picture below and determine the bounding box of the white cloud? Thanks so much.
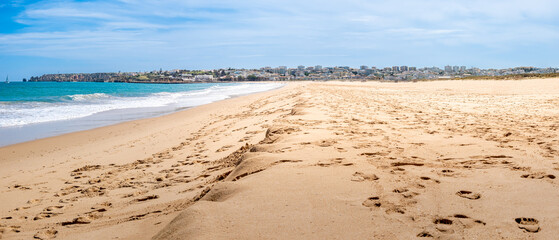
[24,8,118,19]
[1,0,559,69]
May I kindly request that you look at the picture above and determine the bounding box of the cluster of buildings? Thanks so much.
[206,65,559,81]
[29,66,559,83]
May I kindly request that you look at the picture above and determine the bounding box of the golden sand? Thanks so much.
[1,79,558,239]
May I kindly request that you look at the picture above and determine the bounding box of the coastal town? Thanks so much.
[27,65,559,83]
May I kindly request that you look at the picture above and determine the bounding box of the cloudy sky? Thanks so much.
[1,0,559,80]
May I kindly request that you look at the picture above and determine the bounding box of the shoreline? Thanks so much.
[1,79,558,239]
[25,80,279,84]
[0,82,289,152]
[0,82,285,147]
[0,82,300,239]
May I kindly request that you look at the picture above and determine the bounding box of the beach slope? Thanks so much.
[1,80,559,239]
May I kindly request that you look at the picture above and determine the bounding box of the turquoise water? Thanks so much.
[0,82,221,102]
[0,81,282,146]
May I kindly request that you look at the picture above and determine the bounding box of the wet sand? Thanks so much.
[1,79,558,239]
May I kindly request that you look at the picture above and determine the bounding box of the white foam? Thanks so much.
[0,83,283,127]
[67,93,111,101]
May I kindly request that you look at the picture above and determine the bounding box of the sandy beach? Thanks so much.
[1,79,559,239]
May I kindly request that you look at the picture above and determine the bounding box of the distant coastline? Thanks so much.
[27,72,559,84]
[450,72,559,81]
[26,66,559,84]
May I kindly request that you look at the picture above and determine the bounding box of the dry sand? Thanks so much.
[1,79,559,239]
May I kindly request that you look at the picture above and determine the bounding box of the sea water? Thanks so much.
[0,82,283,146]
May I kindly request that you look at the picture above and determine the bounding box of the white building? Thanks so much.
[181,74,194,81]
[194,75,214,81]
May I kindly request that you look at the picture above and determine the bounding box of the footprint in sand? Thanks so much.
[453,214,486,226]
[33,229,58,239]
[10,184,31,190]
[360,152,388,157]
[440,169,455,176]
[433,218,454,233]
[44,205,65,212]
[416,231,434,237]
[351,172,379,182]
[456,190,481,200]
[515,218,540,233]
[521,173,556,180]
[61,216,92,226]
[34,211,62,220]
[393,187,408,193]
[362,197,382,208]
[420,176,440,183]
[389,167,407,175]
[316,139,337,147]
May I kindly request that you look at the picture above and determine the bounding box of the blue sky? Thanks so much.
[1,0,559,80]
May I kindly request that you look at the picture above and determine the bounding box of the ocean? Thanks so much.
[0,82,283,146]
